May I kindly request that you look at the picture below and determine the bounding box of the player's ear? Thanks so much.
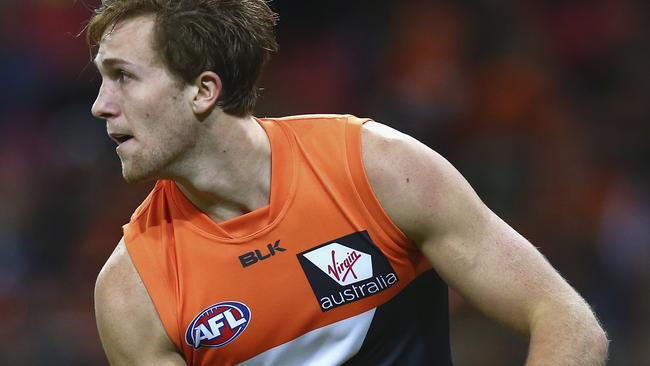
[191,71,222,115]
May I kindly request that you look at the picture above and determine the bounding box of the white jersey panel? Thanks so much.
[237,309,375,366]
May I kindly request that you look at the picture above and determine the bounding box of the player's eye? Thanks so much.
[116,70,132,83]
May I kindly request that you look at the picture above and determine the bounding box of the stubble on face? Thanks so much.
[119,97,198,184]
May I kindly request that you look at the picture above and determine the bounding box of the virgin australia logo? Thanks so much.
[298,232,399,311]
[302,243,373,286]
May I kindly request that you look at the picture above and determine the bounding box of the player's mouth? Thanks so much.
[109,133,134,146]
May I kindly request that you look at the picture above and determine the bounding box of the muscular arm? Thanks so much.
[361,122,608,365]
[94,238,186,366]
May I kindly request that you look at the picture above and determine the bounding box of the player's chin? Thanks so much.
[121,164,157,184]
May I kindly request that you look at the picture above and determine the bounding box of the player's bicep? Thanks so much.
[95,238,186,366]
[361,122,579,333]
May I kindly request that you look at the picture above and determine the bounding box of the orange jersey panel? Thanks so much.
[123,115,450,365]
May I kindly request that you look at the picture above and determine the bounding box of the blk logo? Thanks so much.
[185,301,251,349]
[239,240,286,268]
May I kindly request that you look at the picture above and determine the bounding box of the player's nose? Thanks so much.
[91,82,118,120]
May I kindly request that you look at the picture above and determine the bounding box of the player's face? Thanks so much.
[92,15,199,183]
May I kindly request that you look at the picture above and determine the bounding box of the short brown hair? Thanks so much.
[86,0,278,117]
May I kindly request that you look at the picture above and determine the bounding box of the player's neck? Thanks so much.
[173,113,271,223]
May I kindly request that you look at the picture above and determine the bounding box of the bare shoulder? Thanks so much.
[360,121,483,244]
[95,238,185,365]
[360,122,608,360]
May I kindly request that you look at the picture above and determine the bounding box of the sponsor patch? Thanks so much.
[185,301,251,349]
[297,231,398,311]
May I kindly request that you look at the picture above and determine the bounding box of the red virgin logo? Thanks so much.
[303,243,372,286]
[328,249,361,282]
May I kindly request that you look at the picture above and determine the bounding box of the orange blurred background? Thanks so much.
[0,0,648,364]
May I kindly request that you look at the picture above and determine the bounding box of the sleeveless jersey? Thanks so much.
[123,114,452,365]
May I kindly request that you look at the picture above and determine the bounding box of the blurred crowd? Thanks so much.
[0,0,648,365]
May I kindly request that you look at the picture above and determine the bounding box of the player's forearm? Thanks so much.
[525,301,609,366]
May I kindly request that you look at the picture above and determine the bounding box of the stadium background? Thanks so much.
[0,0,648,364]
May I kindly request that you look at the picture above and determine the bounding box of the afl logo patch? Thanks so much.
[185,301,251,349]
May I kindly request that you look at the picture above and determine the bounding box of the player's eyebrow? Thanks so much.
[93,57,134,71]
